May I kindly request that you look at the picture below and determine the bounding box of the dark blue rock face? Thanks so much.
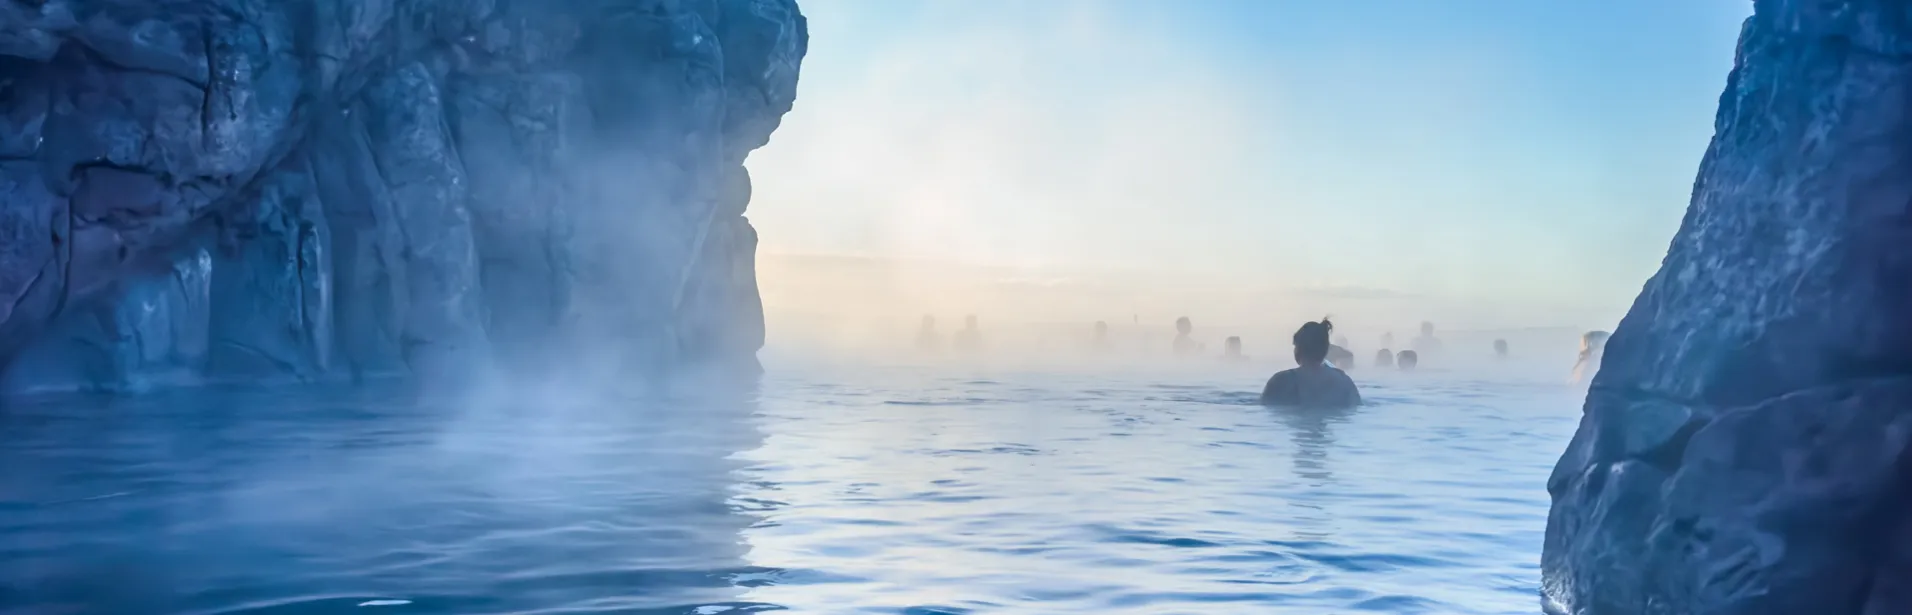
[0,0,806,394]
[1543,2,1912,613]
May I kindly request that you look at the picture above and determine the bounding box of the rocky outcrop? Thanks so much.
[0,0,806,394]
[1543,2,1912,614]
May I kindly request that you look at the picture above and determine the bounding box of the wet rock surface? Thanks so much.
[0,0,806,394]
[1544,1,1912,613]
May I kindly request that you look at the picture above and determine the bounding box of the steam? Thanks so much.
[742,0,1747,370]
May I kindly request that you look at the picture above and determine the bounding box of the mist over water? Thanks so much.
[0,0,1749,613]
[0,384,767,614]
[755,253,1612,374]
[2,353,1590,615]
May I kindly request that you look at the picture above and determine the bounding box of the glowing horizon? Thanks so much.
[746,0,1753,354]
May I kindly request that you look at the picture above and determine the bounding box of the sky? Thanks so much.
[745,0,1754,337]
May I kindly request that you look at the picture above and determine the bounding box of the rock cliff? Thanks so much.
[1543,1,1912,613]
[0,0,805,394]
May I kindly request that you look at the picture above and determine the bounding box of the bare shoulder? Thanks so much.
[1268,368,1306,386]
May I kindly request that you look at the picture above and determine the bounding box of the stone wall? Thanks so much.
[0,0,806,394]
[1542,1,1912,613]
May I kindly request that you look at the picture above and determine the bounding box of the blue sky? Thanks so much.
[747,0,1753,329]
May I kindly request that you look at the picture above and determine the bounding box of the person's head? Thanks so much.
[1397,350,1419,370]
[1374,348,1394,367]
[921,315,935,329]
[1175,316,1193,335]
[1292,318,1334,366]
[1225,336,1242,356]
[1494,339,1509,356]
[1581,330,1610,355]
[1421,321,1436,336]
[1094,321,1108,336]
[964,314,978,329]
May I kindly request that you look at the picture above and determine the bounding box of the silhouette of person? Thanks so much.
[953,314,983,354]
[1223,336,1247,362]
[1412,321,1443,358]
[1396,349,1419,371]
[915,315,940,352]
[1172,316,1204,357]
[1494,338,1509,359]
[1381,331,1395,350]
[1091,320,1111,352]
[1572,330,1610,383]
[1327,344,1355,369]
[1374,348,1395,368]
[1260,318,1361,409]
[1328,334,1355,369]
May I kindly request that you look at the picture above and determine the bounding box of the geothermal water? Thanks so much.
[0,355,1582,615]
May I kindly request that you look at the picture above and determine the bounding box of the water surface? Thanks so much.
[1,360,1583,614]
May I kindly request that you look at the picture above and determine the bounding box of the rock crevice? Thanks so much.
[0,0,806,394]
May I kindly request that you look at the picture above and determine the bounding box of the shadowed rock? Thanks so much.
[0,0,808,394]
[1543,2,1912,613]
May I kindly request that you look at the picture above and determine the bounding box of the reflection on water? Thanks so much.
[737,362,1582,614]
[1272,406,1357,545]
[1276,406,1355,484]
[1,363,1583,614]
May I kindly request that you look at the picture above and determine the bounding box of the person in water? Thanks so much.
[1330,334,1355,369]
[1374,348,1394,368]
[953,314,983,354]
[1172,316,1205,356]
[1223,336,1247,362]
[1412,321,1443,357]
[1396,350,1419,370]
[1571,330,1610,383]
[915,315,941,352]
[1327,344,1355,369]
[1091,320,1111,352]
[1259,318,1361,409]
[1494,339,1509,359]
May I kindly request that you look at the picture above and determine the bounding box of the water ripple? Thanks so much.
[0,367,1580,614]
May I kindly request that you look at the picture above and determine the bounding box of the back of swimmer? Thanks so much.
[1259,318,1361,409]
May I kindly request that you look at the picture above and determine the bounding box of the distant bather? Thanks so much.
[1224,336,1246,361]
[1494,339,1509,359]
[915,315,940,352]
[1397,350,1419,371]
[1571,330,1610,383]
[1172,316,1205,357]
[1374,348,1394,368]
[1327,344,1354,369]
[953,314,983,354]
[1411,321,1443,357]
